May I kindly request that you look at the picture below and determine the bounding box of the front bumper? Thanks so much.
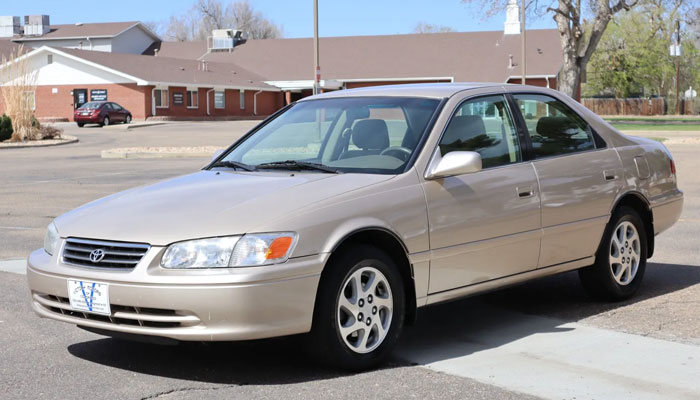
[27,246,326,341]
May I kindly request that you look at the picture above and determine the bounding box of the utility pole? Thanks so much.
[313,0,320,95]
[675,19,681,115]
[520,0,526,84]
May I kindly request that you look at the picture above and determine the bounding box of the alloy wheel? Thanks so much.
[336,265,393,354]
[609,221,641,285]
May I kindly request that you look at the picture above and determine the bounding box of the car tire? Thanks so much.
[76,123,84,128]
[125,115,132,124]
[311,244,405,371]
[102,117,110,127]
[578,206,647,301]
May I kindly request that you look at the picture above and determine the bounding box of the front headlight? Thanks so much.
[44,222,60,256]
[160,232,297,269]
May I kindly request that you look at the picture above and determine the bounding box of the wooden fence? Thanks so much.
[581,97,700,116]
[581,98,665,116]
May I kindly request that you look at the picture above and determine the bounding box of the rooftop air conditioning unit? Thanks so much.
[23,14,50,36]
[210,29,248,51]
[0,16,20,38]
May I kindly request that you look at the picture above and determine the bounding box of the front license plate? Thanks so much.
[67,280,111,315]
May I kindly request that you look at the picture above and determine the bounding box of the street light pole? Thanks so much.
[675,19,680,115]
[521,0,526,84]
[313,0,320,95]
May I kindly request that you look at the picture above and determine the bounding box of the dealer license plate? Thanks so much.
[67,279,111,315]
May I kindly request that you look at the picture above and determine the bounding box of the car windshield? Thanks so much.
[219,97,441,174]
[78,102,103,110]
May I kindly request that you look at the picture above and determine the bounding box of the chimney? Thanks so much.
[504,0,520,35]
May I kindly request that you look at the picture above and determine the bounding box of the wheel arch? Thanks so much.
[324,227,417,326]
[610,191,654,258]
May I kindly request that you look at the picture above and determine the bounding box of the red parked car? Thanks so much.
[74,101,132,127]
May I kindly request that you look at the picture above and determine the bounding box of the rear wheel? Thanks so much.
[579,206,647,301]
[102,116,110,127]
[76,122,84,128]
[312,244,405,370]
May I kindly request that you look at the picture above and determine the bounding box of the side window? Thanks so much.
[439,95,521,169]
[513,94,596,159]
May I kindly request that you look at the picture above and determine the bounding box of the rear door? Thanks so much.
[510,93,622,267]
[423,94,541,293]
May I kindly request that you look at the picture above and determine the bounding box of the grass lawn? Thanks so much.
[604,116,700,123]
[611,123,700,131]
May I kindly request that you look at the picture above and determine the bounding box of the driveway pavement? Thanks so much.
[1,121,699,399]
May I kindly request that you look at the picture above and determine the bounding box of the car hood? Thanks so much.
[55,170,394,246]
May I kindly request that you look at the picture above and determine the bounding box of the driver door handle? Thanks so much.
[517,185,534,198]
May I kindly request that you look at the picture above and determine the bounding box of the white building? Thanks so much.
[2,17,160,55]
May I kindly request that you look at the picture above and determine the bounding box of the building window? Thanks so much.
[187,90,198,108]
[24,91,35,110]
[240,90,245,110]
[154,89,169,108]
[47,54,52,64]
[214,90,225,109]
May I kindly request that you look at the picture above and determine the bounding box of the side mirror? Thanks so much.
[211,149,225,162]
[426,151,482,179]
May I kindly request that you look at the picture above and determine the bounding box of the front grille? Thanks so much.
[62,237,150,269]
[34,294,200,328]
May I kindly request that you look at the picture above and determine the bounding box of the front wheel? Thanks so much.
[579,206,647,301]
[312,244,405,370]
[124,115,132,124]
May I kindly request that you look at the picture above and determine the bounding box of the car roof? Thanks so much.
[302,82,506,100]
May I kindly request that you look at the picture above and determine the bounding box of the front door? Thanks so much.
[73,89,87,109]
[423,94,542,293]
[510,93,622,267]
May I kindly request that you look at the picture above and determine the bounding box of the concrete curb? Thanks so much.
[0,135,79,150]
[0,259,26,275]
[125,122,169,131]
[101,150,213,159]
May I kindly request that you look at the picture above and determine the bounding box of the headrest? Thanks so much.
[352,119,390,150]
[442,115,486,145]
[536,116,577,139]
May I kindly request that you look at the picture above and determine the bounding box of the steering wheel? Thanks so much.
[380,146,412,161]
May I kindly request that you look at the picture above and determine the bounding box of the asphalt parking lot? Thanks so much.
[1,121,699,399]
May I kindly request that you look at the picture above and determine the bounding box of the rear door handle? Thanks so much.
[517,185,534,198]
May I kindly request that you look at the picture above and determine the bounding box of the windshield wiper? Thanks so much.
[256,160,340,174]
[210,160,256,171]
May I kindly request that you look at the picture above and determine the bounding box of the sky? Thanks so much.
[3,0,556,38]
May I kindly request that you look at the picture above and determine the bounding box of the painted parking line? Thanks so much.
[0,259,26,275]
[398,304,700,400]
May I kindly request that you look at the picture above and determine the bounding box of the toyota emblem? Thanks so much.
[89,249,105,263]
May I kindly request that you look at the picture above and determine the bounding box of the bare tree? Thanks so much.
[164,13,200,41]
[462,0,641,98]
[164,0,282,41]
[226,0,282,39]
[413,22,456,33]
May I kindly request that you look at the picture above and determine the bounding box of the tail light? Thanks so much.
[670,159,676,177]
